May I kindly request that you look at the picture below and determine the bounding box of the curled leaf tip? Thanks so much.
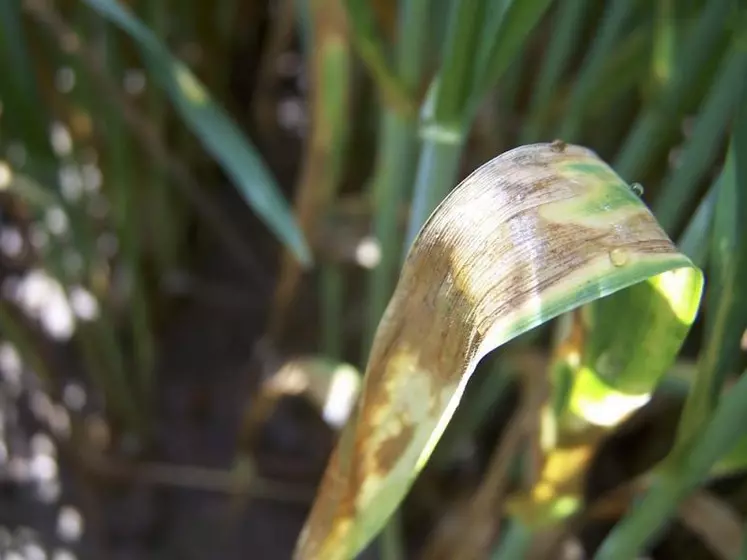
[294,143,701,560]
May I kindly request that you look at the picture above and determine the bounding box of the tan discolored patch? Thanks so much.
[374,420,416,470]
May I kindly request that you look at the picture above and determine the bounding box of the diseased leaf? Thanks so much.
[81,0,312,265]
[295,143,702,559]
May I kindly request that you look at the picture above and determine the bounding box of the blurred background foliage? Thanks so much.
[0,0,745,558]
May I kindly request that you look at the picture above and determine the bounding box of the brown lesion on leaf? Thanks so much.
[373,245,478,390]
[374,421,416,472]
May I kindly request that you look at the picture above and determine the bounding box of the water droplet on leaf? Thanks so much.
[630,183,644,197]
[609,248,629,267]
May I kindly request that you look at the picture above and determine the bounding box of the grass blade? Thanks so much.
[404,133,464,247]
[365,111,420,350]
[559,1,639,142]
[295,143,701,559]
[677,177,720,269]
[270,0,352,354]
[676,95,747,445]
[492,520,532,559]
[650,0,676,94]
[593,368,747,560]
[3,164,144,434]
[0,0,53,158]
[434,0,487,126]
[497,54,525,128]
[98,18,155,403]
[613,0,733,179]
[364,0,429,351]
[529,26,651,146]
[470,0,554,114]
[343,0,414,114]
[520,0,590,143]
[143,0,181,275]
[403,0,489,247]
[80,0,312,265]
[652,41,747,233]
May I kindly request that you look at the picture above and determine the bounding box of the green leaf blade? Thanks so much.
[677,83,747,448]
[652,41,747,233]
[81,0,312,265]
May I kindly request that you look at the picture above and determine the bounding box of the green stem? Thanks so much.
[380,510,406,560]
[0,0,53,159]
[435,0,487,125]
[404,134,464,248]
[740,523,747,560]
[595,475,679,560]
[364,111,419,349]
[675,97,747,447]
[612,0,732,179]
[559,0,638,142]
[146,0,180,276]
[471,0,554,106]
[363,0,429,352]
[344,0,414,114]
[676,176,720,269]
[396,0,430,93]
[101,21,155,407]
[316,22,352,359]
[321,264,344,360]
[293,0,312,53]
[521,0,589,144]
[491,520,533,560]
[594,369,747,560]
[652,41,747,234]
[673,176,727,443]
[651,0,675,94]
